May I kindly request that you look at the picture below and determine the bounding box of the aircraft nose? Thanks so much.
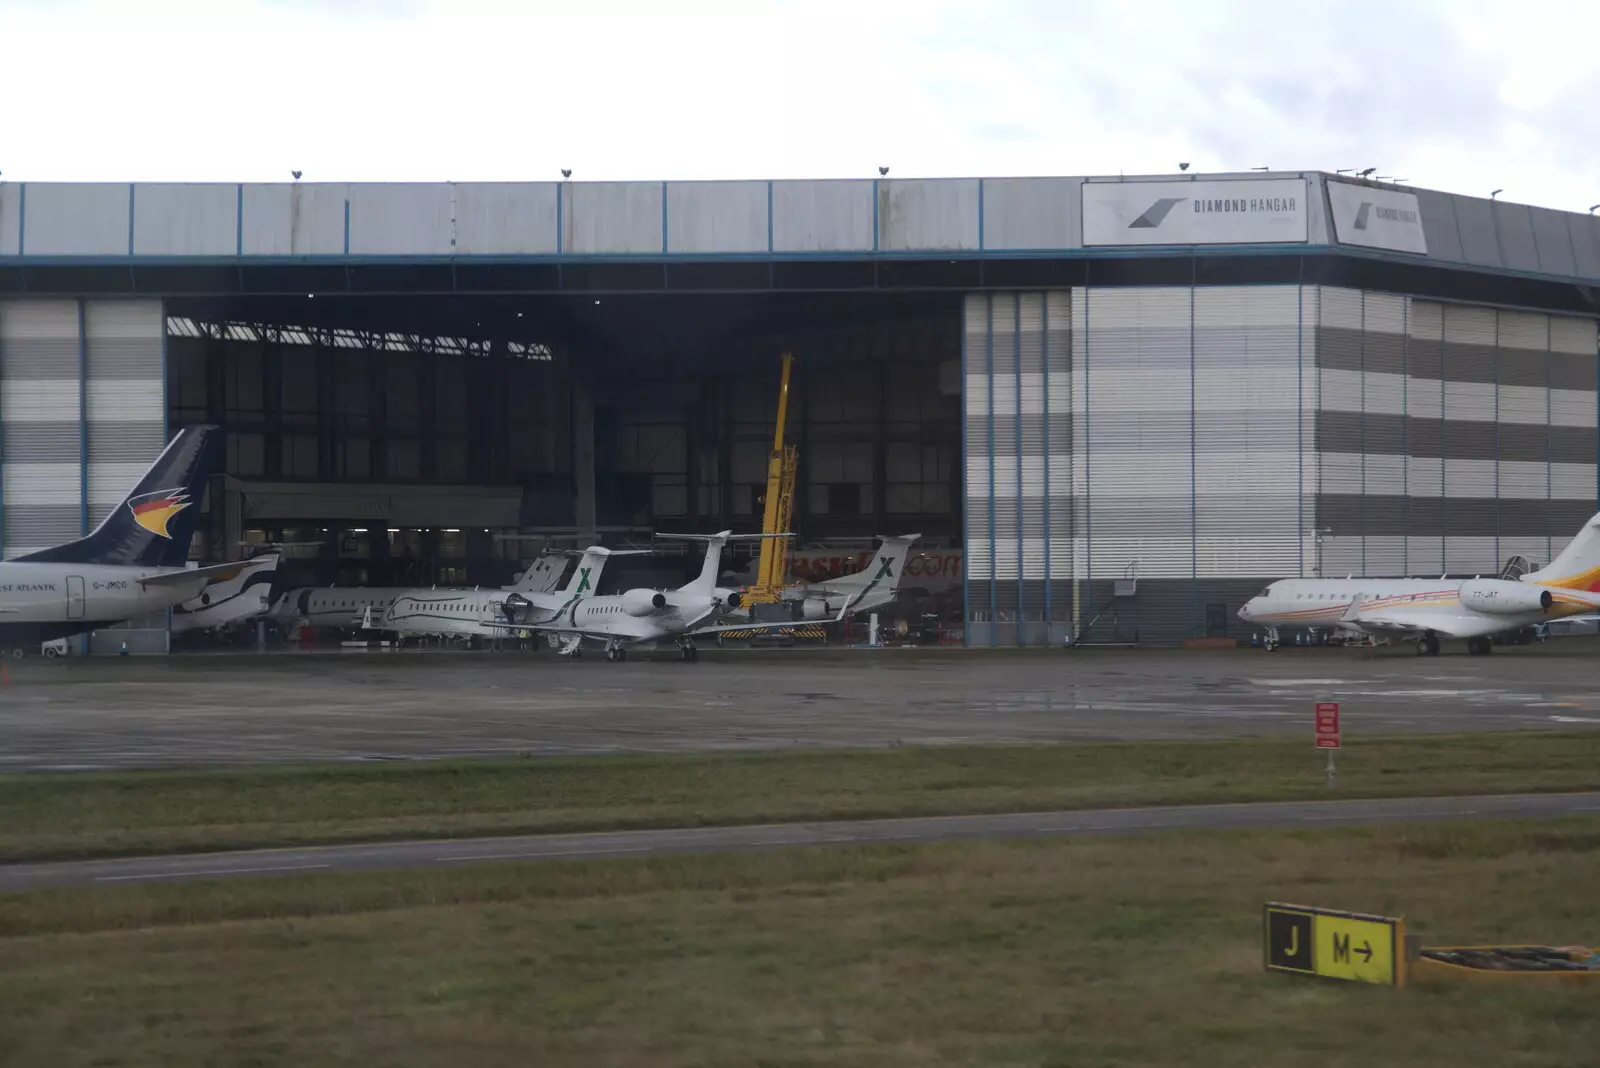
[1238,602,1255,621]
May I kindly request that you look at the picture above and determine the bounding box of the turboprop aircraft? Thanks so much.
[376,545,651,643]
[0,425,239,653]
[1238,511,1600,656]
[492,531,862,662]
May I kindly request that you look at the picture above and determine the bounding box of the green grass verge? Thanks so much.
[4,731,1600,864]
[3,820,1599,1066]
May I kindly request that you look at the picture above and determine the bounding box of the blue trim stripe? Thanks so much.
[556,181,564,254]
[1014,295,1023,646]
[1296,281,1304,575]
[1082,276,1092,619]
[78,299,88,534]
[236,184,244,256]
[766,181,774,253]
[960,296,969,646]
[1041,292,1051,633]
[1189,282,1197,632]
[977,180,985,251]
[986,294,997,636]
[342,199,351,255]
[872,179,880,253]
[661,181,669,254]
[16,182,24,255]
[127,185,136,255]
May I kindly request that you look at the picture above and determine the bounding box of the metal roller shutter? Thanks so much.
[0,300,84,557]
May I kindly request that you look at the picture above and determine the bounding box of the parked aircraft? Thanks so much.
[495,531,861,662]
[1239,512,1600,655]
[0,425,239,653]
[171,550,282,636]
[273,552,572,633]
[378,545,649,643]
[723,533,923,622]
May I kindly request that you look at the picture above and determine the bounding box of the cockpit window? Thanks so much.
[1257,587,1273,598]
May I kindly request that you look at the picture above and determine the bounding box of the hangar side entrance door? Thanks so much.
[66,576,86,620]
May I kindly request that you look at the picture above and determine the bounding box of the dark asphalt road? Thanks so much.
[5,791,1597,893]
[6,645,1600,771]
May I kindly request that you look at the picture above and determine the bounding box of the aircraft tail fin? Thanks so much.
[512,552,571,595]
[558,546,652,595]
[813,534,922,600]
[657,530,790,596]
[1526,512,1600,591]
[10,425,220,568]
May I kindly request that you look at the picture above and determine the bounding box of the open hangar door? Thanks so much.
[164,292,964,619]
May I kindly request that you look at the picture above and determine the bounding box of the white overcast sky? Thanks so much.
[2,0,1597,213]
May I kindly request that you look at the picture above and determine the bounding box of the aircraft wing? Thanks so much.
[686,592,859,637]
[1350,607,1509,640]
[138,561,252,588]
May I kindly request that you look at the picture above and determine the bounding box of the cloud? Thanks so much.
[0,0,1593,212]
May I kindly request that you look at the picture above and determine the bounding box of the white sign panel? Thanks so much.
[1326,181,1429,255]
[1082,179,1308,246]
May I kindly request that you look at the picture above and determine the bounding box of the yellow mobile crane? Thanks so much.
[743,352,798,611]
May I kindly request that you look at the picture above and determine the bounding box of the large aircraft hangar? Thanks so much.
[0,172,1596,649]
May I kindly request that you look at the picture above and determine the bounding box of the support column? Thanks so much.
[572,378,598,545]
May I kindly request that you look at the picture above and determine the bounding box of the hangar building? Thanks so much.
[0,171,1596,650]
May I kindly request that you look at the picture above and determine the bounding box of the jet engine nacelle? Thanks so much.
[500,593,532,623]
[712,587,743,610]
[1459,579,1553,615]
[800,597,833,621]
[621,588,669,617]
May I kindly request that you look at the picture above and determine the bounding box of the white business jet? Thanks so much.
[721,533,924,623]
[0,425,242,654]
[377,545,650,643]
[1239,511,1600,656]
[492,531,862,662]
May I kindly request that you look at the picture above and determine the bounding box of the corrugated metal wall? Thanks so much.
[964,284,1597,646]
[1316,292,1598,578]
[0,298,170,653]
[963,292,1073,646]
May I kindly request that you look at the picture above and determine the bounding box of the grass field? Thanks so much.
[3,818,1599,1067]
[5,731,1600,863]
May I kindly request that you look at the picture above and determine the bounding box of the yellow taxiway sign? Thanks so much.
[1264,902,1405,986]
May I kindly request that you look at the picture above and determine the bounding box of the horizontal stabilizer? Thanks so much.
[138,561,250,588]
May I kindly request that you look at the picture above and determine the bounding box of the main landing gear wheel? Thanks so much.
[677,640,699,663]
[605,645,628,663]
[1466,635,1493,656]
[1416,632,1441,657]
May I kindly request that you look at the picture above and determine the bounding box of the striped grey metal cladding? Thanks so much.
[989,411,1292,451]
[1072,578,1269,643]
[3,422,156,460]
[4,505,84,546]
[1316,327,1596,389]
[1317,497,1595,538]
[1315,413,1593,463]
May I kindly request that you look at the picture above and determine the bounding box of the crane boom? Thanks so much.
[749,353,797,602]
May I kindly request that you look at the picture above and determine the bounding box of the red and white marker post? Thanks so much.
[1315,701,1341,788]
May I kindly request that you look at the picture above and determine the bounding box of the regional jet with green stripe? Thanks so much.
[485,531,863,662]
[377,546,649,644]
